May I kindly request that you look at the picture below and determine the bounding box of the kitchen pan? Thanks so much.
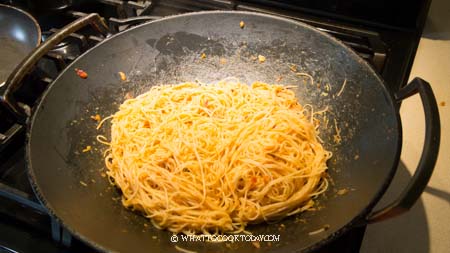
[1,11,440,253]
[0,4,40,87]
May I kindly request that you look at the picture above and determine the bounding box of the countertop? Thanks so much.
[361,0,450,252]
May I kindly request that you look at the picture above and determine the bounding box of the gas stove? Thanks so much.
[0,0,431,252]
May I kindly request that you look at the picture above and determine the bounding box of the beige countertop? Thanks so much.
[361,0,450,252]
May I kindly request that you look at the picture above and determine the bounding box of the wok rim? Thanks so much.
[26,10,402,253]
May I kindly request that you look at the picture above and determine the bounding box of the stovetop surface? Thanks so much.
[0,0,430,252]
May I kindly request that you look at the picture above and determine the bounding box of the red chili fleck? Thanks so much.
[75,68,88,79]
[124,92,133,100]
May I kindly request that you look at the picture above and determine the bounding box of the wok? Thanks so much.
[0,4,41,86]
[1,11,440,253]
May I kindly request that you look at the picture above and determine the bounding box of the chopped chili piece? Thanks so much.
[82,146,92,152]
[337,188,349,195]
[258,55,266,63]
[118,71,127,81]
[125,92,133,100]
[90,114,101,122]
[239,21,245,29]
[289,64,297,72]
[75,68,88,79]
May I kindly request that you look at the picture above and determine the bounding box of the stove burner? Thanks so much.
[41,30,83,68]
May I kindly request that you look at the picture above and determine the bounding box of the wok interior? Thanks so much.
[29,12,400,253]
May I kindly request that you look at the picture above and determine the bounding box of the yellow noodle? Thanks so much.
[102,80,331,234]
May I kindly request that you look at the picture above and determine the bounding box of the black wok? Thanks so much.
[1,12,440,253]
[0,4,40,86]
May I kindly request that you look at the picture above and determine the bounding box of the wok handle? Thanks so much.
[365,77,440,223]
[0,13,109,122]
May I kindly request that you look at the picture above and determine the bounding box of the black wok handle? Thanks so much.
[365,77,440,223]
[0,13,109,122]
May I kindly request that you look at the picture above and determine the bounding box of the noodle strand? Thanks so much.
[102,80,331,234]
